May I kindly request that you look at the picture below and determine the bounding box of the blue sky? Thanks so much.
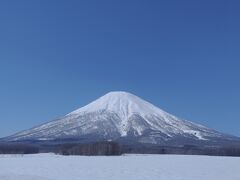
[0,0,239,137]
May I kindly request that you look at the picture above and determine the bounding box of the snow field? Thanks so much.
[0,153,240,180]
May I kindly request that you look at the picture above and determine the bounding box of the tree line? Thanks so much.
[0,143,39,154]
[1,141,240,156]
[57,142,122,156]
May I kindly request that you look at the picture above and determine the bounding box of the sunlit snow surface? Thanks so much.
[0,153,240,180]
[7,91,224,142]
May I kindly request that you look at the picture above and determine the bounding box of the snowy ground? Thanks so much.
[0,153,240,180]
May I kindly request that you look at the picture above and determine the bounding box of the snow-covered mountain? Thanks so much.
[2,91,239,146]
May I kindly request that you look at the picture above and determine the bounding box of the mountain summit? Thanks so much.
[68,91,182,137]
[3,91,239,146]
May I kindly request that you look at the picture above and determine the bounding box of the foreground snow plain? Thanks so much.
[0,153,240,180]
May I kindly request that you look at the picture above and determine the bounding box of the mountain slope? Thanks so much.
[2,91,239,146]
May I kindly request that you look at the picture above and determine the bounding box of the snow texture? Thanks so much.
[4,91,227,142]
[0,153,240,180]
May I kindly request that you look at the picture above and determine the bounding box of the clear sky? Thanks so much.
[0,0,239,138]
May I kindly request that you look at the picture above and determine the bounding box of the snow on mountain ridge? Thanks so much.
[3,91,229,143]
[67,91,181,136]
[68,91,174,121]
